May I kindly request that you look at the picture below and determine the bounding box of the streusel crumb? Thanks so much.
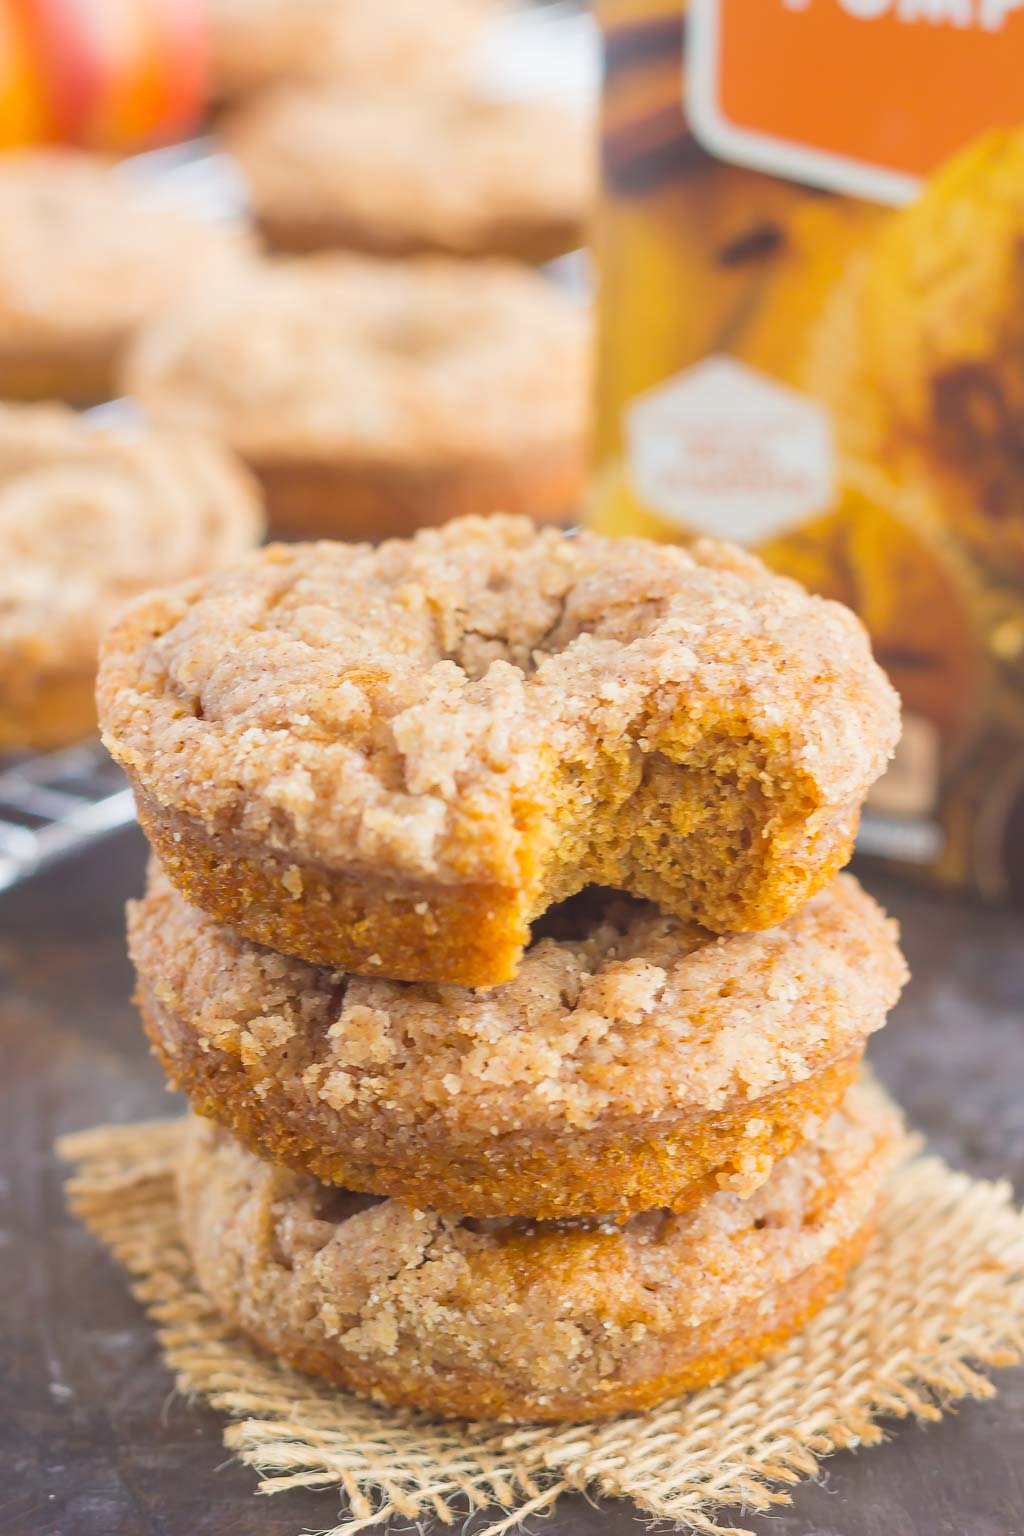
[122,256,586,463]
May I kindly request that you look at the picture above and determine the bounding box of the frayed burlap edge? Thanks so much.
[60,1119,1024,1536]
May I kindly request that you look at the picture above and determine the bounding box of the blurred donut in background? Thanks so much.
[122,253,590,541]
[208,0,494,101]
[223,85,592,263]
[0,150,250,403]
[0,400,262,750]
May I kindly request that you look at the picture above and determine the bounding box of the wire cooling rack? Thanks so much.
[0,745,135,893]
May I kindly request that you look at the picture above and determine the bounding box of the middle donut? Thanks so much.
[130,865,906,1220]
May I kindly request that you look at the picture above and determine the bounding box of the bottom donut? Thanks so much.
[177,1078,903,1423]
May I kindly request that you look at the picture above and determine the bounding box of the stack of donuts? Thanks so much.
[99,513,908,1422]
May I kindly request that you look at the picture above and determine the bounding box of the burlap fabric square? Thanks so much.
[60,1119,1024,1536]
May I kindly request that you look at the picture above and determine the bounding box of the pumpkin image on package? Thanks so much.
[591,0,1024,902]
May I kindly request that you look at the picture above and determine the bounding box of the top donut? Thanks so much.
[97,515,900,985]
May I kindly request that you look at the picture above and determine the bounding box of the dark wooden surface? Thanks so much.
[2,827,1022,1536]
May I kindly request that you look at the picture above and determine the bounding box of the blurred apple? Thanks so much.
[0,0,209,151]
[0,2,55,146]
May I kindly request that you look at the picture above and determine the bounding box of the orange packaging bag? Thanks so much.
[591,0,1024,902]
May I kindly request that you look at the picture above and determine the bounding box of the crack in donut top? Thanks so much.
[101,516,900,886]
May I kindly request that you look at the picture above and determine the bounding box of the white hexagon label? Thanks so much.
[625,355,835,544]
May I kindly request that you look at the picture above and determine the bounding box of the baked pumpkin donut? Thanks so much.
[132,865,905,1218]
[99,516,900,985]
[209,0,490,101]
[223,85,591,263]
[0,150,248,404]
[121,256,588,540]
[177,1078,904,1422]
[0,403,262,751]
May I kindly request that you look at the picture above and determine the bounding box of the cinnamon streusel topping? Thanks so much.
[0,151,247,356]
[133,865,904,1215]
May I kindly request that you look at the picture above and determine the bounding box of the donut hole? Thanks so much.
[312,1186,385,1225]
[530,887,636,946]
